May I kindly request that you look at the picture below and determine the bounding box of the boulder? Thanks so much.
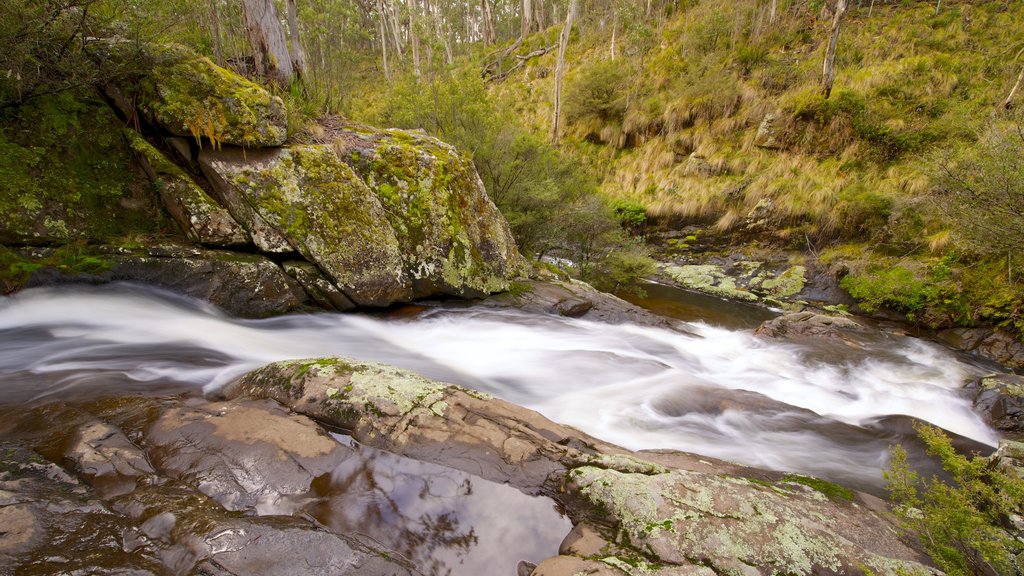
[199,145,410,305]
[123,129,248,246]
[129,44,287,148]
[199,128,527,307]
[965,374,1024,436]
[335,125,527,298]
[756,310,869,340]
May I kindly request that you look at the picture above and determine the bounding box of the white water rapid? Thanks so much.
[0,283,1000,492]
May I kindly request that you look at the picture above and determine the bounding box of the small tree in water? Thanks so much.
[885,424,1024,575]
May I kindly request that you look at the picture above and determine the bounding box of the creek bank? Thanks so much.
[647,229,1024,370]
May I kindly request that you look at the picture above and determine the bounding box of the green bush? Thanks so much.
[564,60,629,127]
[885,424,1024,576]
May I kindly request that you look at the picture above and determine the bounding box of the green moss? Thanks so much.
[761,265,807,298]
[781,474,855,501]
[134,44,286,148]
[662,264,759,301]
[0,92,165,243]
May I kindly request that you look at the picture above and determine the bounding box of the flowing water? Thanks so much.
[0,282,1001,496]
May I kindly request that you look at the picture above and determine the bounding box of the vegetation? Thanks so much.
[885,425,1024,576]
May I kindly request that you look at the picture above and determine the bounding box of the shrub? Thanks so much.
[885,424,1024,576]
[564,60,629,127]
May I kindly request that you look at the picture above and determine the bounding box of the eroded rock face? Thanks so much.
[938,327,1024,370]
[224,357,934,576]
[966,374,1024,437]
[124,129,248,246]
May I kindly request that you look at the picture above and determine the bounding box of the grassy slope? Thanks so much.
[345,0,1024,335]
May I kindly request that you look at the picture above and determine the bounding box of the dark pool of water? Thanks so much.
[618,281,779,330]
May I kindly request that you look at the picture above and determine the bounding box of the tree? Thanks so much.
[1005,63,1024,110]
[821,0,847,99]
[551,0,577,145]
[931,116,1024,279]
[241,0,296,87]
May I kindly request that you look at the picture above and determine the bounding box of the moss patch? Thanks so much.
[0,92,167,244]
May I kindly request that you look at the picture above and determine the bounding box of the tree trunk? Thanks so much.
[769,0,778,25]
[481,0,496,45]
[241,0,295,87]
[378,0,390,80]
[285,0,307,81]
[1005,65,1024,109]
[534,0,546,31]
[552,0,578,146]
[821,0,847,99]
[410,0,421,76]
[521,0,532,38]
[610,14,617,61]
[208,0,223,66]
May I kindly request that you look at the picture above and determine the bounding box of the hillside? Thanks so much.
[347,0,1024,340]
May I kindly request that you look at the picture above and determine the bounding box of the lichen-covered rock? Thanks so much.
[226,357,935,576]
[756,310,869,341]
[966,374,1024,436]
[129,44,286,148]
[661,264,759,301]
[200,132,527,307]
[566,466,932,576]
[200,145,411,306]
[124,129,249,246]
[335,125,528,298]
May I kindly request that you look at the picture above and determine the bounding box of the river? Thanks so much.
[0,281,1001,495]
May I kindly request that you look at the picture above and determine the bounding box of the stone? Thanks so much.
[24,245,307,318]
[123,129,249,246]
[224,356,935,576]
[937,327,1024,370]
[129,44,287,148]
[754,112,784,149]
[283,260,356,311]
[756,310,868,340]
[335,124,528,299]
[965,374,1024,436]
[199,145,411,305]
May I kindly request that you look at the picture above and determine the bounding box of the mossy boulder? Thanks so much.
[124,44,286,148]
[123,129,248,246]
[199,145,411,306]
[335,125,528,298]
[200,130,527,307]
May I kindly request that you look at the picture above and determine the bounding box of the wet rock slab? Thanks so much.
[226,357,937,576]
[0,395,568,576]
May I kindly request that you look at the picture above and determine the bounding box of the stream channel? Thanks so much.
[0,281,1005,574]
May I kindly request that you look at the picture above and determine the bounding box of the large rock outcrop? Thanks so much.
[221,357,935,576]
[3,43,526,312]
[198,127,527,307]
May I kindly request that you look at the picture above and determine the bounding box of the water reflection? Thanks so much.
[303,435,570,576]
